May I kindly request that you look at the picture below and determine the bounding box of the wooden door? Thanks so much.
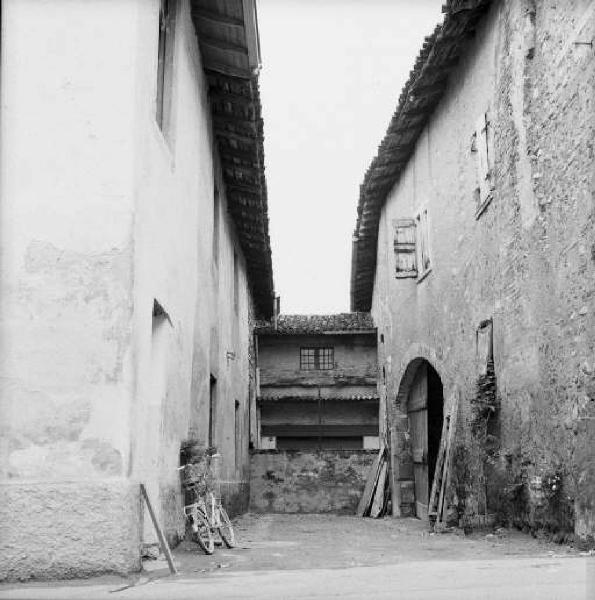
[408,363,428,519]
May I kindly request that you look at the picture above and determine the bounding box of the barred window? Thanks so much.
[300,347,334,370]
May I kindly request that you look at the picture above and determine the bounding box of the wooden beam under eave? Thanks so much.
[226,181,262,194]
[200,35,249,56]
[209,89,254,106]
[191,6,245,29]
[199,60,252,79]
[214,128,258,145]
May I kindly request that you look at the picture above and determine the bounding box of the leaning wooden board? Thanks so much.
[369,460,388,518]
[140,483,178,575]
[356,443,385,517]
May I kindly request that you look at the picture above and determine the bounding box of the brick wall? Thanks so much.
[249,450,376,513]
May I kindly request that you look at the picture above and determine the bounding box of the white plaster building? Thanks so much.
[0,0,274,580]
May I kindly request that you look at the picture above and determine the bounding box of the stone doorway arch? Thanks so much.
[391,355,445,519]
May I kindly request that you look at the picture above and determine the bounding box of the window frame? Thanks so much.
[300,347,334,371]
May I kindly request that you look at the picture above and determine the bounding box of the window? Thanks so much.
[393,218,417,278]
[472,111,495,217]
[212,188,219,267]
[415,207,431,279]
[209,375,217,447]
[233,251,239,313]
[300,347,334,370]
[156,0,175,135]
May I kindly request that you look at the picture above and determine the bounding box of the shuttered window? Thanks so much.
[415,207,431,277]
[393,219,417,278]
[473,112,495,217]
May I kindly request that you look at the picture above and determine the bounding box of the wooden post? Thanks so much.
[140,484,178,576]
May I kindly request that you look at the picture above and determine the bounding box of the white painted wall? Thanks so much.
[0,0,258,577]
[0,0,139,483]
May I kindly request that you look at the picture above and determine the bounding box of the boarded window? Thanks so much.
[476,319,493,376]
[393,218,417,278]
[415,208,431,277]
[473,112,495,216]
[300,347,334,370]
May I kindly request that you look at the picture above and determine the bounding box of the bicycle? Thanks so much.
[178,463,236,555]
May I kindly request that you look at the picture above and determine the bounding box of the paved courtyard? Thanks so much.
[1,514,593,599]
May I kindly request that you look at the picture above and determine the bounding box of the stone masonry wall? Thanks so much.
[250,450,376,514]
[372,0,595,540]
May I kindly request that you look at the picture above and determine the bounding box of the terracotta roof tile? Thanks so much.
[256,312,375,335]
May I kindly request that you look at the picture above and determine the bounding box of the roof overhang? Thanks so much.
[350,0,492,312]
[191,0,274,318]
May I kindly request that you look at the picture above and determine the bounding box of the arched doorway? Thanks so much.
[406,360,443,519]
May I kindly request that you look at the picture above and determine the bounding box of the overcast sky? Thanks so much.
[258,0,444,315]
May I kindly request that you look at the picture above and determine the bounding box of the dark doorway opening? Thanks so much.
[406,360,443,519]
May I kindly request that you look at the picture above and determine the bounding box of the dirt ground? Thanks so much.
[1,513,593,599]
[171,512,581,576]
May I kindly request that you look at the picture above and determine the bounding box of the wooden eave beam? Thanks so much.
[191,6,245,29]
[200,35,249,56]
[209,89,254,105]
[214,128,258,144]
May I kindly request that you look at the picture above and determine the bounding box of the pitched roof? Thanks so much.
[350,0,492,312]
[256,312,376,335]
[191,0,274,318]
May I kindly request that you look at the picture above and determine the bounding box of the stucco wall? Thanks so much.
[372,0,595,539]
[249,450,376,514]
[0,0,255,580]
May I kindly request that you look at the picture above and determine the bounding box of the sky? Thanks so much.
[257,0,444,315]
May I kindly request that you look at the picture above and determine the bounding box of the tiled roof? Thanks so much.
[191,0,274,318]
[350,0,492,311]
[256,312,375,335]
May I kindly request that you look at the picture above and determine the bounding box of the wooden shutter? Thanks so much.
[475,112,495,212]
[416,208,431,274]
[393,219,417,278]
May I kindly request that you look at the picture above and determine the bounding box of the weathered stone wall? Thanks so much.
[258,333,378,396]
[372,0,595,540]
[249,450,376,513]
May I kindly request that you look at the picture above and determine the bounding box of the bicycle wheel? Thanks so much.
[190,511,214,555]
[217,507,236,548]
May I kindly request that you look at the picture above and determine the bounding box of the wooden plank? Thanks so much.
[140,484,178,576]
[191,6,245,29]
[370,460,388,518]
[428,410,450,519]
[356,444,385,517]
[436,394,458,526]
